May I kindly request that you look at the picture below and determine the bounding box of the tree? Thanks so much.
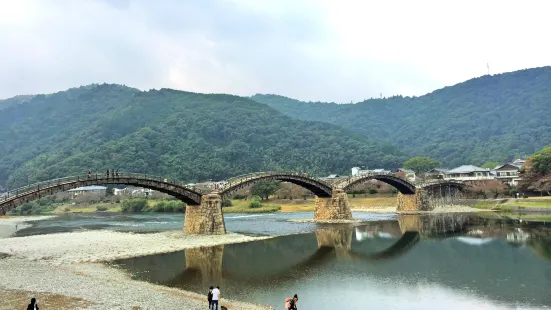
[251,180,281,200]
[481,161,500,169]
[519,146,551,195]
[403,157,440,173]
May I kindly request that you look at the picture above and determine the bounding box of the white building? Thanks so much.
[67,185,106,198]
[494,163,522,186]
[443,165,494,181]
[351,167,391,176]
[395,168,416,181]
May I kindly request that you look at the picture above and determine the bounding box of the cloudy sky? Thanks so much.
[1,0,550,102]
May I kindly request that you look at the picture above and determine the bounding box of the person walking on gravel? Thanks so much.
[211,286,221,310]
[27,297,39,310]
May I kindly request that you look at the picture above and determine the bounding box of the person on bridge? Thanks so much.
[26,297,39,310]
[106,169,110,178]
[88,170,91,179]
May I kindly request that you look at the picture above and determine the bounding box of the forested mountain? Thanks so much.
[252,67,551,167]
[0,84,406,189]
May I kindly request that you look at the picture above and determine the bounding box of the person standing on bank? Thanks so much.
[289,294,298,309]
[207,286,214,309]
[211,286,221,310]
[27,297,39,310]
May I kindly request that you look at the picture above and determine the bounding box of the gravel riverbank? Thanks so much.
[0,216,56,239]
[0,221,275,309]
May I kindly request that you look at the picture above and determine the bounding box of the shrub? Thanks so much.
[222,199,233,207]
[121,199,148,212]
[249,197,262,208]
[368,189,378,195]
[233,194,247,200]
[96,206,108,211]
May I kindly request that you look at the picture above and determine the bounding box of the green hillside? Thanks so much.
[251,67,551,167]
[0,84,406,189]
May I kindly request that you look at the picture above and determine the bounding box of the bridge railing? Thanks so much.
[0,172,201,204]
[222,171,325,191]
[333,172,398,189]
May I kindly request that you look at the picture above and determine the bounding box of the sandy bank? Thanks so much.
[0,257,273,309]
[0,215,56,239]
[351,206,397,213]
[0,230,271,263]
[289,218,362,224]
[351,205,492,214]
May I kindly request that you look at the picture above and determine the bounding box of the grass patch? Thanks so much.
[502,199,551,208]
[224,204,281,213]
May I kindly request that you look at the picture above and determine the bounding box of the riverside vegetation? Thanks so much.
[2,67,551,191]
[252,67,551,167]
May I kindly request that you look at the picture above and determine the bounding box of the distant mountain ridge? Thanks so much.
[251,66,551,167]
[0,84,406,188]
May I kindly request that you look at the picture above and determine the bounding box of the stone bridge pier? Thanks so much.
[316,228,353,259]
[396,189,431,212]
[184,193,226,234]
[314,189,352,220]
[184,245,225,284]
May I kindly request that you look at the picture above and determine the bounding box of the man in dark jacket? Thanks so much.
[27,297,39,310]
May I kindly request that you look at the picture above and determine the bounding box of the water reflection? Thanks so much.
[113,214,551,309]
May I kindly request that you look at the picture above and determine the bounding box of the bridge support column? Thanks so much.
[314,189,352,220]
[396,189,431,212]
[184,193,226,235]
[185,245,224,283]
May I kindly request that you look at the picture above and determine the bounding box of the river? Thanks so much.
[15,212,551,309]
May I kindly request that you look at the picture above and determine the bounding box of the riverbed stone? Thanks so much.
[314,189,352,220]
[183,193,226,234]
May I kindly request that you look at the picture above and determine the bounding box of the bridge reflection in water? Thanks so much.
[112,213,551,308]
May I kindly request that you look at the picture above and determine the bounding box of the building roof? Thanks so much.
[397,168,415,173]
[68,185,107,192]
[428,168,449,173]
[495,163,521,171]
[326,174,340,179]
[446,165,488,174]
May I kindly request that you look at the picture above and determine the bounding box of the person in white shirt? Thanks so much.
[211,286,221,310]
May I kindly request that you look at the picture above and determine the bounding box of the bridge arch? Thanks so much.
[339,174,416,195]
[420,180,469,192]
[220,172,333,199]
[0,173,203,214]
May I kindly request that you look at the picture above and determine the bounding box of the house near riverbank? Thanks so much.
[395,168,416,181]
[443,165,493,182]
[493,163,522,186]
[424,168,449,180]
[68,185,107,199]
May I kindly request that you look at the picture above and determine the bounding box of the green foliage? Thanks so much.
[252,67,551,167]
[249,197,262,208]
[368,188,378,194]
[121,199,148,212]
[224,204,281,213]
[402,157,440,173]
[147,200,185,212]
[251,180,281,200]
[222,199,233,207]
[481,161,500,169]
[96,206,108,211]
[519,145,551,193]
[13,195,68,215]
[530,146,551,174]
[0,84,406,189]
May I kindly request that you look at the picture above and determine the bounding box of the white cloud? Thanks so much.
[0,0,549,102]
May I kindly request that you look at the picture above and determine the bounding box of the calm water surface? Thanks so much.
[16,212,551,309]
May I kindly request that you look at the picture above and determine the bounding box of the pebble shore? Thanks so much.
[0,218,274,309]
